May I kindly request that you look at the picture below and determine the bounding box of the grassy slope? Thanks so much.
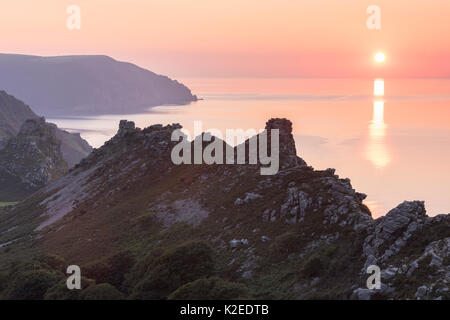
[0,202,17,207]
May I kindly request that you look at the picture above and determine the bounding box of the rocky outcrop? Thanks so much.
[262,173,371,229]
[0,118,448,300]
[265,118,303,168]
[17,117,48,136]
[34,121,183,230]
[0,118,68,200]
[235,193,263,206]
[0,90,38,142]
[0,90,92,167]
[352,235,450,300]
[362,201,428,269]
[412,238,450,299]
[348,201,450,300]
[117,120,137,137]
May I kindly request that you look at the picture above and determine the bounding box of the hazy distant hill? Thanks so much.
[0,90,38,141]
[0,54,197,116]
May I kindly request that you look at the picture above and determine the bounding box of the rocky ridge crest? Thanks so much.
[0,118,448,300]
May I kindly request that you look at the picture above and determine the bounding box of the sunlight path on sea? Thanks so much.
[366,79,390,169]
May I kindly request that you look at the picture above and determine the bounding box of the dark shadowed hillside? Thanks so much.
[0,91,92,167]
[0,54,197,116]
[0,91,93,200]
[0,119,448,300]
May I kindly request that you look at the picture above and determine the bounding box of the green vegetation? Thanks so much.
[0,256,125,300]
[38,254,67,273]
[84,250,136,291]
[268,232,300,262]
[301,254,324,278]
[0,202,17,207]
[45,277,95,300]
[79,283,125,300]
[169,277,249,300]
[0,114,446,300]
[395,222,450,263]
[443,255,450,266]
[3,269,60,300]
[131,241,215,299]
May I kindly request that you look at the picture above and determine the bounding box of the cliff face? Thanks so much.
[0,91,92,167]
[0,54,197,116]
[54,129,92,168]
[0,90,38,142]
[0,118,68,200]
[0,118,448,300]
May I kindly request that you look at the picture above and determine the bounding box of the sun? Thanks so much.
[375,52,386,63]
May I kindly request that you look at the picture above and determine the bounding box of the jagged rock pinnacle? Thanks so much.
[117,120,137,137]
[18,117,53,137]
[265,118,305,168]
[265,118,293,135]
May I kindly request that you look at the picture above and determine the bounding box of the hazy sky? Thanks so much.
[1,0,450,77]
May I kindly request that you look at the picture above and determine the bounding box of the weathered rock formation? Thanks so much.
[0,90,92,166]
[0,118,448,300]
[0,118,68,199]
[0,90,38,142]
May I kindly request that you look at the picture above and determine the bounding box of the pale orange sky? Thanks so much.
[1,0,450,77]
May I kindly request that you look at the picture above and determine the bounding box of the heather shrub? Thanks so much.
[168,277,249,300]
[131,240,215,299]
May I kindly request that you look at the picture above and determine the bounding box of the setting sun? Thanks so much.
[375,52,386,63]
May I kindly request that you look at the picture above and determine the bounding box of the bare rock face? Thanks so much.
[411,238,450,299]
[264,118,306,168]
[117,120,137,137]
[269,172,372,229]
[0,90,38,141]
[0,90,92,167]
[279,187,312,224]
[0,118,449,300]
[350,202,450,300]
[376,201,426,241]
[0,117,68,200]
[0,114,92,200]
[362,201,428,269]
[17,117,49,136]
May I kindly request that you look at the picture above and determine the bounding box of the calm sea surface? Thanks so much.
[49,78,450,217]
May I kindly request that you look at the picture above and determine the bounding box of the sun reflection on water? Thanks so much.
[367,79,391,168]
